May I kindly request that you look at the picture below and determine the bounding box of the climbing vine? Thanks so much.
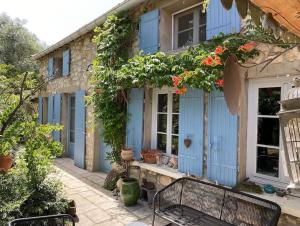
[90,13,258,164]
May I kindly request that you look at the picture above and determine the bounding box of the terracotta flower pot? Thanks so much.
[66,200,76,217]
[0,154,13,172]
[141,150,159,164]
[121,148,134,161]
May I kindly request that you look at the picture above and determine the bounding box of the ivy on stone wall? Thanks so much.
[89,13,258,164]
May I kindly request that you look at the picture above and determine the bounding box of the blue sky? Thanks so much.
[0,0,124,45]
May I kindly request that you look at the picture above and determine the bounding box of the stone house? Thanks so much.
[34,0,300,224]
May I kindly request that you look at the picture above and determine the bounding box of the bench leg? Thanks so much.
[152,214,155,226]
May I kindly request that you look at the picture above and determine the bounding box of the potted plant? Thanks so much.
[0,140,13,172]
[121,147,134,161]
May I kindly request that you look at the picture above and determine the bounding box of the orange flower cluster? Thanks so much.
[171,75,182,86]
[215,79,224,88]
[172,75,187,95]
[201,55,222,66]
[175,87,187,95]
[238,42,256,52]
[214,46,228,55]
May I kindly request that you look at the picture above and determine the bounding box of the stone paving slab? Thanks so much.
[55,158,170,226]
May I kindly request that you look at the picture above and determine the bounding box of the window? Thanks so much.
[247,79,290,186]
[152,89,179,156]
[256,87,281,177]
[173,6,206,49]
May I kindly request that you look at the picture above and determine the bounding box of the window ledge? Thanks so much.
[245,192,300,218]
[131,161,186,179]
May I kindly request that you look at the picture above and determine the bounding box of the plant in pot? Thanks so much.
[121,147,134,161]
[0,144,13,173]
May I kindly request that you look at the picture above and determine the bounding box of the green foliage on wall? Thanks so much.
[90,13,258,164]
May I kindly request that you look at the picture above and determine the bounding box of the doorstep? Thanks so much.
[246,192,300,218]
[131,161,186,179]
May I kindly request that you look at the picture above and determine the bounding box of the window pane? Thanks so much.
[157,133,167,152]
[178,30,193,48]
[178,13,194,31]
[172,114,179,134]
[158,94,168,112]
[172,136,178,155]
[199,26,206,42]
[258,87,281,115]
[172,94,179,113]
[257,117,279,146]
[157,114,167,133]
[256,146,279,177]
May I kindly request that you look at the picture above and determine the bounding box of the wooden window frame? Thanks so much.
[247,78,292,187]
[172,4,206,50]
[151,87,179,156]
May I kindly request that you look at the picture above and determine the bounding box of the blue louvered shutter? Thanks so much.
[126,88,144,159]
[206,0,240,40]
[48,95,54,124]
[74,90,86,168]
[178,89,204,177]
[62,49,70,76]
[38,97,43,124]
[208,90,238,186]
[48,57,54,77]
[139,9,159,54]
[53,94,61,142]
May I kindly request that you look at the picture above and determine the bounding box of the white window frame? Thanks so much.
[151,87,179,156]
[246,77,292,187]
[172,3,206,50]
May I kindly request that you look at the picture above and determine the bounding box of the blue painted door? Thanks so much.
[68,95,76,159]
[178,89,204,176]
[139,9,159,54]
[126,88,144,159]
[99,128,112,173]
[206,0,240,40]
[74,90,86,168]
[208,90,238,186]
[53,94,61,142]
[38,97,43,123]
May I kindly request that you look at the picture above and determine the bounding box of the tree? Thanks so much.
[0,13,45,71]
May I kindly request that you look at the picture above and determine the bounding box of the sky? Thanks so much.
[0,0,124,46]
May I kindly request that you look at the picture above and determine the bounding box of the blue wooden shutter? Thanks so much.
[139,9,159,54]
[48,95,54,124]
[62,49,70,76]
[178,89,204,176]
[48,57,54,77]
[206,0,240,40]
[74,90,86,168]
[126,88,144,159]
[53,94,61,142]
[38,97,43,124]
[208,90,238,186]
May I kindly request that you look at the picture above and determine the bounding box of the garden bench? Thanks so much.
[152,177,281,226]
[8,214,75,226]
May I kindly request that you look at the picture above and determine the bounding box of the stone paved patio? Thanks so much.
[55,158,170,226]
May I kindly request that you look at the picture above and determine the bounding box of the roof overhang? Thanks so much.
[33,0,145,60]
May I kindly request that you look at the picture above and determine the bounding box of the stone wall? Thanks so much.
[130,167,175,192]
[278,213,300,226]
[38,32,100,171]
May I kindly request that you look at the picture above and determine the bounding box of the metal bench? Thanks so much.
[8,214,75,226]
[152,177,281,226]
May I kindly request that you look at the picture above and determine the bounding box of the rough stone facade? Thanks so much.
[38,32,100,171]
